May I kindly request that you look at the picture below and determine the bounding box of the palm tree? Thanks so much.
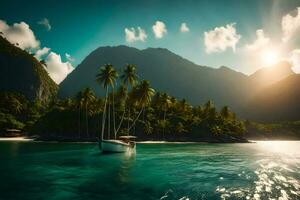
[82,87,95,138]
[205,100,214,111]
[143,121,153,135]
[170,96,177,109]
[220,106,231,119]
[114,85,127,132]
[177,98,189,113]
[204,100,216,119]
[62,98,73,108]
[175,122,187,134]
[96,64,118,140]
[117,64,138,134]
[120,64,138,87]
[151,92,162,109]
[128,80,155,131]
[160,93,171,138]
[10,97,23,115]
[89,97,104,117]
[76,91,84,139]
[115,84,128,107]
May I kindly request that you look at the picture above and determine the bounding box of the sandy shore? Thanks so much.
[137,141,206,144]
[0,137,34,141]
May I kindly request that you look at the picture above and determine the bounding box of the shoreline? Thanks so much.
[1,137,299,143]
[0,137,34,141]
[136,141,206,144]
[0,137,249,143]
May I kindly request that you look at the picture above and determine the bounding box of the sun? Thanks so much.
[260,49,279,66]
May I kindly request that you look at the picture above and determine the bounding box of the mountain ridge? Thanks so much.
[245,74,300,121]
[59,45,297,121]
[59,45,251,109]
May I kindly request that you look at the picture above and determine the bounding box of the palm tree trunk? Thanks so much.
[115,84,129,135]
[101,87,109,140]
[86,103,89,138]
[108,95,111,139]
[78,107,81,139]
[163,110,166,139]
[127,109,131,134]
[112,88,117,139]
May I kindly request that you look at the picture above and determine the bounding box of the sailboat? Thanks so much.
[96,64,154,153]
[99,99,136,153]
[100,136,136,153]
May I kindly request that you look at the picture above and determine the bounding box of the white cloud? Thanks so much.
[204,23,241,54]
[0,19,40,49]
[245,29,270,51]
[0,19,73,83]
[152,21,167,39]
[65,53,75,62]
[125,27,147,42]
[35,47,50,60]
[37,18,51,31]
[180,23,189,33]
[282,7,300,42]
[45,52,74,84]
[289,49,300,73]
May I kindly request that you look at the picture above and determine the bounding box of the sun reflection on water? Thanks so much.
[254,141,300,156]
[215,141,300,200]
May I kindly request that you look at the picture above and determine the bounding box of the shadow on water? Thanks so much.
[72,146,137,200]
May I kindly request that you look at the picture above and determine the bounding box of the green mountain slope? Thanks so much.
[59,45,297,121]
[245,74,300,122]
[59,46,251,111]
[0,36,58,104]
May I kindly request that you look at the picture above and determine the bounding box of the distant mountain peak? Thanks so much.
[59,45,251,111]
[249,61,294,88]
[251,61,293,76]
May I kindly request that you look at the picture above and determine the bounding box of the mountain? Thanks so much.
[245,74,300,122]
[59,46,251,111]
[0,36,58,104]
[249,61,294,89]
[59,45,297,121]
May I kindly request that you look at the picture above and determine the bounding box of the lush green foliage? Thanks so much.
[0,36,58,104]
[31,64,246,142]
[0,92,42,133]
[245,120,300,139]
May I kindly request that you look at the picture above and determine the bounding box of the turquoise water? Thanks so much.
[0,141,299,200]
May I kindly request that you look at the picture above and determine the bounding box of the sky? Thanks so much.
[1,0,300,84]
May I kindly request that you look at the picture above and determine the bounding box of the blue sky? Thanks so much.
[1,0,300,83]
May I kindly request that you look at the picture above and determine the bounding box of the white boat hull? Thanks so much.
[100,140,136,153]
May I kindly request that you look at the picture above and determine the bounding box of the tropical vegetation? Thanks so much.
[24,64,246,142]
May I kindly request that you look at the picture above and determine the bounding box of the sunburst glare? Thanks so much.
[260,49,279,66]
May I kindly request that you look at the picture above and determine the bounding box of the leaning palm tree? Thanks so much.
[128,80,155,131]
[96,64,118,140]
[116,64,138,134]
[82,87,96,138]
